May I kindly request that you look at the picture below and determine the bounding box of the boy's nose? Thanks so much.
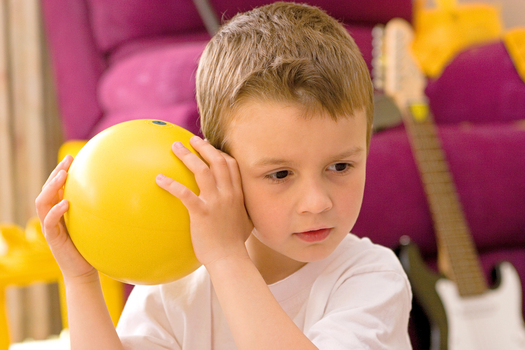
[296,181,333,214]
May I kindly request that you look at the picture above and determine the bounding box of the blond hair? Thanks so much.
[196,2,374,151]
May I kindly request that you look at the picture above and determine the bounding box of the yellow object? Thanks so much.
[63,119,201,285]
[0,218,123,349]
[58,140,87,162]
[409,102,429,122]
[504,28,525,83]
[0,219,60,349]
[412,0,503,77]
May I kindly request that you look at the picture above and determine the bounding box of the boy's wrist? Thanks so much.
[63,269,100,288]
[204,248,252,274]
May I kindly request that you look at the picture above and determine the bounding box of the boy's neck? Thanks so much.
[245,234,307,285]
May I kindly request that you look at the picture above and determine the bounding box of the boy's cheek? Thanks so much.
[242,189,279,226]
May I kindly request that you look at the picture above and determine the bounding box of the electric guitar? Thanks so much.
[373,18,525,350]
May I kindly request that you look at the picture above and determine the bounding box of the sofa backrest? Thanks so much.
[87,0,413,53]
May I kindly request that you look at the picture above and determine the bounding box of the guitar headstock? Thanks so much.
[380,18,427,113]
[371,24,386,92]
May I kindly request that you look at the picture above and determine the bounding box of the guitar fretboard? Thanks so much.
[403,104,487,296]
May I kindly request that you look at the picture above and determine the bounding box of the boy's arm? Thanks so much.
[64,274,124,350]
[157,137,318,350]
[35,155,124,350]
[207,255,318,350]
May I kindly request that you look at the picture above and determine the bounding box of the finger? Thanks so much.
[156,174,201,210]
[36,169,68,219]
[43,155,73,189]
[222,152,242,190]
[172,140,218,194]
[189,136,233,191]
[42,199,69,242]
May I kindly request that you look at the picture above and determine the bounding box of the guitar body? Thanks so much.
[399,241,525,350]
[437,262,525,349]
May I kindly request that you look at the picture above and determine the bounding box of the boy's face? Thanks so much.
[228,100,368,266]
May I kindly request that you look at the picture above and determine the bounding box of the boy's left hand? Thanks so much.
[156,136,253,267]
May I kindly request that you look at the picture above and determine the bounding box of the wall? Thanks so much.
[454,0,525,28]
[0,0,63,344]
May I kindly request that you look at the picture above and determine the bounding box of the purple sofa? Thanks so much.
[41,1,525,348]
[41,0,412,140]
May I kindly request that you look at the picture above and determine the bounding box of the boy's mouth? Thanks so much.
[294,228,331,242]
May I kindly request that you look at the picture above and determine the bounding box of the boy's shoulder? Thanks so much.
[329,233,407,277]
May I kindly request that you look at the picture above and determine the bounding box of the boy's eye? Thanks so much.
[266,170,291,182]
[328,163,351,172]
[273,170,290,179]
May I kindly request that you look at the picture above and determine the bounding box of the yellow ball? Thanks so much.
[63,119,201,285]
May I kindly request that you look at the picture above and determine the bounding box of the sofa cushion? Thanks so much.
[353,122,525,256]
[98,41,207,114]
[426,41,525,124]
[108,34,211,65]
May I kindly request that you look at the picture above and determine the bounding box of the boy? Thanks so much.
[36,2,412,349]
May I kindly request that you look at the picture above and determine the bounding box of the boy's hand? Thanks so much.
[35,155,97,283]
[156,136,254,267]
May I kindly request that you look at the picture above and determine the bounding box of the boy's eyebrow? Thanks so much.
[331,147,365,160]
[327,147,365,163]
[252,147,364,168]
[252,158,293,168]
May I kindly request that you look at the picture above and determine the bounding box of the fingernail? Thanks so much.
[173,141,184,149]
[62,154,73,162]
[156,174,166,181]
[190,136,202,143]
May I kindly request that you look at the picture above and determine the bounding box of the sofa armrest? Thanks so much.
[41,0,106,140]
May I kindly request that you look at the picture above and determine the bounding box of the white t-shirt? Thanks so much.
[117,234,413,349]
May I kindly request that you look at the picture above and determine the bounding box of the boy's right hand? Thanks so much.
[35,155,97,283]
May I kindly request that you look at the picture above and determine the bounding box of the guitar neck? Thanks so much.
[403,102,487,296]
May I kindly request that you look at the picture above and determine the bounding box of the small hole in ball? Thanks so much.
[152,120,167,125]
